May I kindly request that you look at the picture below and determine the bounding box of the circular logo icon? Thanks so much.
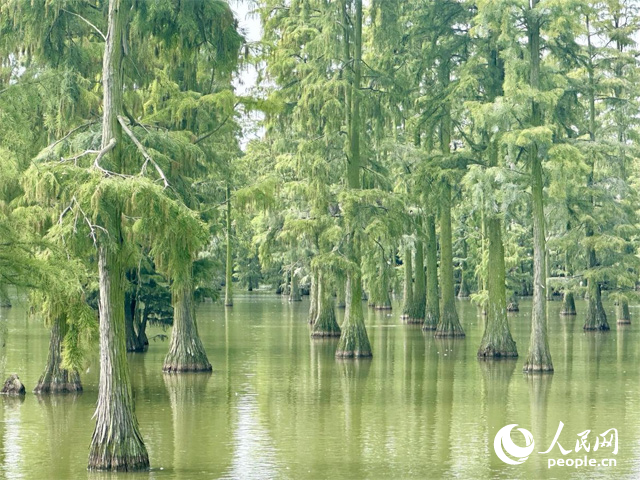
[494,424,535,465]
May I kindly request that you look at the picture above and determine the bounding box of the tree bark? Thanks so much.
[617,298,631,325]
[312,271,341,337]
[163,274,212,373]
[400,247,413,319]
[424,215,439,330]
[478,216,517,358]
[88,0,149,470]
[436,182,465,337]
[560,292,576,316]
[224,184,233,307]
[336,0,371,358]
[523,0,553,373]
[34,314,82,394]
[309,269,319,324]
[407,240,425,323]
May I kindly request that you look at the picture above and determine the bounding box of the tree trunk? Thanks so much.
[435,182,465,337]
[309,269,319,324]
[336,0,371,358]
[88,0,149,470]
[523,2,553,373]
[560,292,576,316]
[407,240,425,323]
[89,246,149,471]
[457,238,470,298]
[34,314,82,394]
[289,271,301,302]
[224,183,233,307]
[478,216,517,358]
[374,260,392,310]
[424,215,439,330]
[312,271,341,337]
[400,247,413,319]
[125,291,145,352]
[617,298,631,325]
[163,276,212,373]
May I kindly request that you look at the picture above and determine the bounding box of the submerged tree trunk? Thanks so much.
[312,271,341,337]
[309,269,319,324]
[424,215,439,330]
[407,240,425,323]
[457,237,470,299]
[400,247,413,319]
[584,259,608,330]
[125,291,145,352]
[89,0,149,470]
[523,3,553,373]
[225,183,233,307]
[289,270,301,302]
[478,216,517,358]
[374,261,392,310]
[163,277,212,373]
[436,182,465,337]
[617,298,631,325]
[560,292,576,316]
[34,314,82,394]
[336,0,371,358]
[89,247,149,471]
[336,279,346,309]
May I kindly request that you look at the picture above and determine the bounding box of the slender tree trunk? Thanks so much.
[374,260,392,310]
[617,298,631,325]
[163,271,212,372]
[424,215,439,330]
[34,314,82,394]
[224,184,233,307]
[560,292,576,316]
[125,291,144,352]
[436,182,465,337]
[312,271,341,337]
[523,0,553,373]
[89,0,149,470]
[400,247,413,319]
[583,41,608,331]
[336,0,371,358]
[407,240,425,323]
[435,60,464,337]
[309,269,319,324]
[457,238,470,298]
[478,216,517,357]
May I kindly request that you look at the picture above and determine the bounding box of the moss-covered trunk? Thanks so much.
[312,271,341,337]
[560,292,576,316]
[163,274,212,373]
[424,215,439,330]
[436,182,465,337]
[374,261,392,310]
[478,216,517,358]
[34,314,82,394]
[224,183,233,307]
[400,247,413,319]
[88,0,149,470]
[336,267,371,357]
[617,298,631,325]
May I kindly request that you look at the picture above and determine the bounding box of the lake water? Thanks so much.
[0,294,637,479]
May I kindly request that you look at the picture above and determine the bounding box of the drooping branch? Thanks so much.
[61,9,107,41]
[117,116,169,188]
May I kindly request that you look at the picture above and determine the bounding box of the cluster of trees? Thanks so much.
[1,0,639,473]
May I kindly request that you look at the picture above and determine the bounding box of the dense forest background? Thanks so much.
[1,0,639,472]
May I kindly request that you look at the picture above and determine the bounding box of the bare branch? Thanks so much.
[117,115,169,188]
[61,9,106,41]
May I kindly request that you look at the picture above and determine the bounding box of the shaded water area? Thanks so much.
[0,293,638,479]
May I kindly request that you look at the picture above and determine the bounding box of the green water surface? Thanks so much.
[0,294,637,479]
